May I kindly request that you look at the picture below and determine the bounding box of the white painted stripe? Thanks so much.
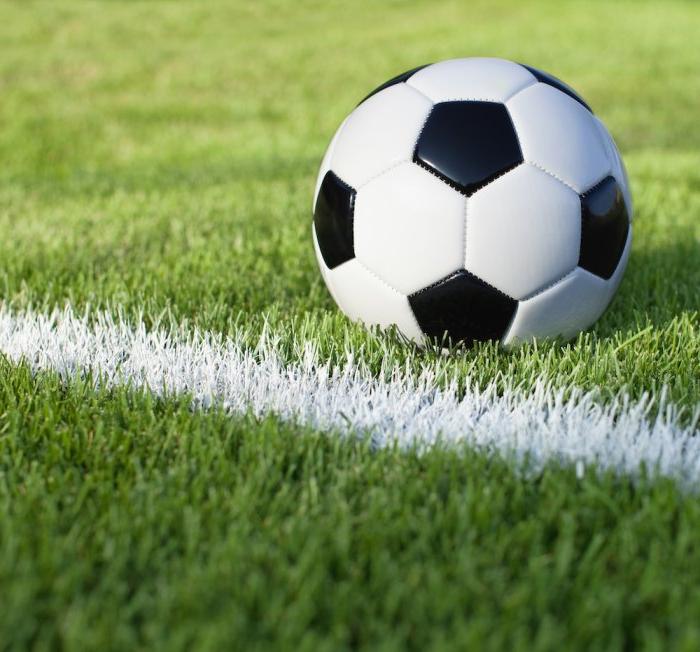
[0,306,698,485]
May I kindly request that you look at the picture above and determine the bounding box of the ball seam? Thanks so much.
[526,160,579,193]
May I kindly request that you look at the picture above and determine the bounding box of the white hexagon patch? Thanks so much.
[507,83,611,193]
[407,57,536,103]
[329,83,433,189]
[354,162,466,295]
[465,164,581,300]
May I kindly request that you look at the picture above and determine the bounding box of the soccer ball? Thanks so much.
[312,58,632,346]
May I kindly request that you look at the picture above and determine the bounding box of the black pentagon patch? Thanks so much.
[314,170,356,269]
[414,101,523,196]
[409,270,517,346]
[520,63,592,113]
[358,64,430,105]
[579,176,629,280]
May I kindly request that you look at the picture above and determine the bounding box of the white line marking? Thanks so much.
[0,306,698,485]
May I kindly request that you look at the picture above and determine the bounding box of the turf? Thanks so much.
[0,0,699,649]
[2,361,700,651]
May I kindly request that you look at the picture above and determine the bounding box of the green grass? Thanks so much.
[0,0,699,649]
[2,361,700,651]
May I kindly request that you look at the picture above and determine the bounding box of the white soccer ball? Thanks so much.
[312,57,632,346]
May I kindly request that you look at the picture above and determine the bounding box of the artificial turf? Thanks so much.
[0,0,699,649]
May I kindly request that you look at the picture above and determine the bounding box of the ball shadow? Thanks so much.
[593,239,699,337]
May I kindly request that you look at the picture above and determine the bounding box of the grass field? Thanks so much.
[0,1,699,649]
